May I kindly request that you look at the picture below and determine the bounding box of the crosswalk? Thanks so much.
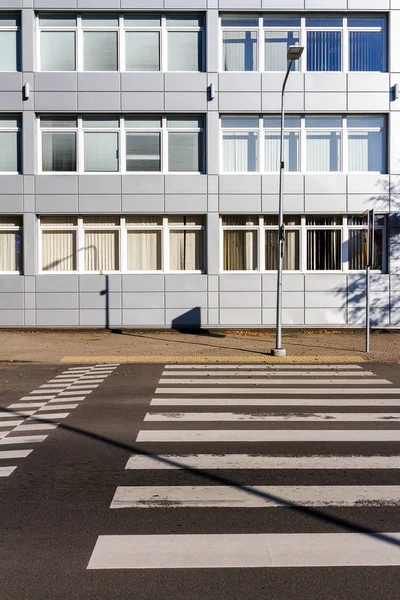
[87,363,400,570]
[0,364,119,477]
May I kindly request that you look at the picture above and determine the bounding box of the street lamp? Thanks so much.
[271,45,304,357]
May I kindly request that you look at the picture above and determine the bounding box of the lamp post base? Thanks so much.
[271,348,287,357]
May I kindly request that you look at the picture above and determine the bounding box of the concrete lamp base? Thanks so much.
[271,348,287,357]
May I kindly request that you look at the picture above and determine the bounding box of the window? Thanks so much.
[38,13,204,72]
[220,14,387,72]
[39,216,205,273]
[39,116,204,174]
[221,115,386,174]
[0,217,22,273]
[0,14,20,71]
[0,116,20,173]
[221,215,387,273]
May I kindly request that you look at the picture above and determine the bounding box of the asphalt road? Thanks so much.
[1,361,400,600]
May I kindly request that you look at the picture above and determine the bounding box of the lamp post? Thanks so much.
[271,45,304,357]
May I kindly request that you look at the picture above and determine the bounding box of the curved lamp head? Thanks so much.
[287,45,304,61]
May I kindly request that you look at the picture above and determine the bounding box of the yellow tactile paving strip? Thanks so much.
[60,355,366,364]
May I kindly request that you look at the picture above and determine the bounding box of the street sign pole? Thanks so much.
[363,210,374,353]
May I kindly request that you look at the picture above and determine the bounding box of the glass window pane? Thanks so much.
[170,230,204,270]
[84,132,118,172]
[306,17,343,27]
[373,229,383,270]
[169,216,204,226]
[84,231,119,271]
[307,132,341,171]
[348,17,386,28]
[347,116,385,129]
[41,117,77,128]
[348,229,364,270]
[42,231,76,271]
[126,215,163,226]
[223,230,257,270]
[42,132,76,172]
[40,216,77,227]
[167,117,203,128]
[83,31,117,71]
[168,132,202,172]
[348,130,385,173]
[126,31,160,71]
[126,132,161,172]
[223,132,257,172]
[265,230,299,270]
[263,17,301,27]
[125,117,162,128]
[265,31,300,71]
[82,217,119,226]
[349,31,386,72]
[127,230,161,270]
[0,31,18,71]
[0,131,18,171]
[82,15,119,27]
[0,231,22,271]
[306,216,341,226]
[39,15,77,27]
[166,16,203,28]
[222,216,258,226]
[307,230,341,270]
[82,117,119,128]
[124,15,161,27]
[265,131,299,172]
[168,31,202,71]
[305,117,342,128]
[307,31,342,71]
[0,216,21,227]
[223,30,257,71]
[221,16,259,28]
[263,116,301,128]
[41,31,75,71]
[222,116,259,128]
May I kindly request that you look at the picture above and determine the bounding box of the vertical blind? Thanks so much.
[223,132,257,172]
[306,132,341,172]
[349,31,385,72]
[0,232,20,271]
[83,32,118,71]
[223,31,257,71]
[126,132,161,171]
[42,231,76,271]
[41,31,75,71]
[307,230,341,270]
[125,31,160,71]
[264,132,299,172]
[265,230,299,270]
[84,231,119,271]
[307,31,341,71]
[264,31,299,71]
[42,133,76,172]
[170,230,203,270]
[127,231,161,270]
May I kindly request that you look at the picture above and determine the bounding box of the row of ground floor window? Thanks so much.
[1,214,386,274]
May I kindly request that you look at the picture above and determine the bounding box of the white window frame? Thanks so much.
[0,13,20,72]
[0,217,22,274]
[220,115,386,175]
[38,115,205,175]
[0,116,21,174]
[219,14,387,74]
[37,13,204,73]
[38,215,206,274]
[220,214,387,274]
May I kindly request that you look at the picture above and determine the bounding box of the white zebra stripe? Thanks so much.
[151,398,400,407]
[125,453,400,471]
[87,532,400,569]
[162,371,375,377]
[159,378,390,386]
[144,412,400,422]
[155,388,400,395]
[0,435,48,445]
[163,364,364,370]
[111,485,400,509]
[0,466,17,477]
[136,430,400,443]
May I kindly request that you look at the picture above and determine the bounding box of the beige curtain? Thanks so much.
[0,232,17,271]
[85,230,119,271]
[170,230,203,270]
[223,229,256,270]
[42,230,76,271]
[127,230,161,270]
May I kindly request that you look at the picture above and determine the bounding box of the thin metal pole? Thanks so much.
[366,265,370,353]
[272,60,293,356]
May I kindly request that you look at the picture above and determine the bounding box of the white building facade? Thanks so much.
[0,1,399,329]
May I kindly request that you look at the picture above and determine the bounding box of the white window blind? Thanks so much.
[0,217,22,272]
[84,230,119,271]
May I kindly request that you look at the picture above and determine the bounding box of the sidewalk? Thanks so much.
[0,328,399,363]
